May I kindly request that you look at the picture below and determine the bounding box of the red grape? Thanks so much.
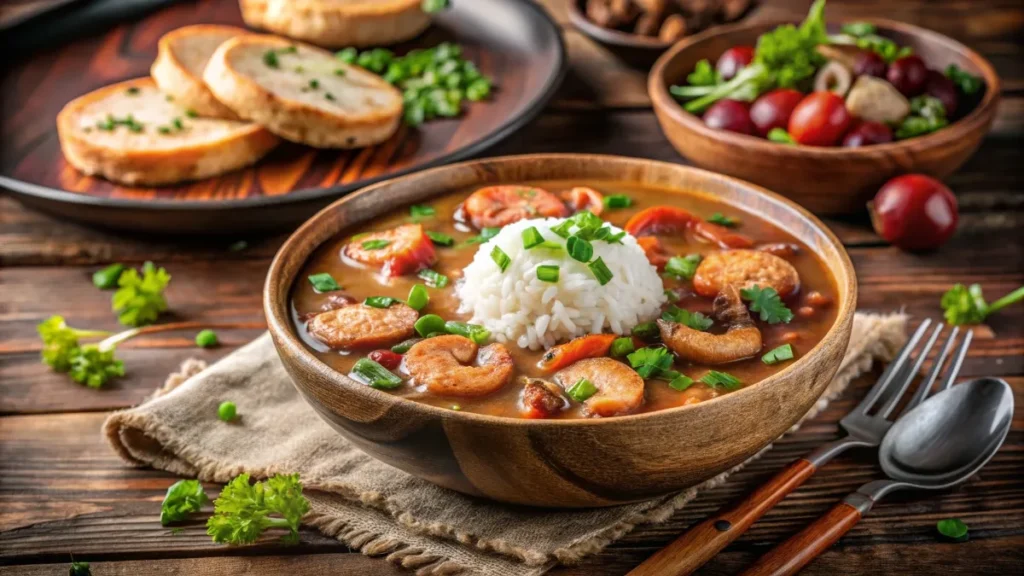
[869,174,958,251]
[925,70,959,117]
[787,92,852,146]
[703,99,754,135]
[887,55,929,97]
[716,46,755,81]
[842,121,894,148]
[749,89,804,137]
[853,51,887,78]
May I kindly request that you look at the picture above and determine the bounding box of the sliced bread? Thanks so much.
[57,78,279,186]
[239,0,430,49]
[151,24,248,120]
[203,35,403,148]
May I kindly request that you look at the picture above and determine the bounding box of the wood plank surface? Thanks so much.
[1,0,1023,574]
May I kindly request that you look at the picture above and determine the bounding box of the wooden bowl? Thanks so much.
[649,18,1001,215]
[568,0,672,68]
[264,154,857,508]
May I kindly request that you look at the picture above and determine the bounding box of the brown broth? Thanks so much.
[290,180,840,419]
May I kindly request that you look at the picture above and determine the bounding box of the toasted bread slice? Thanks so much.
[151,24,248,120]
[57,78,279,186]
[239,0,430,48]
[203,35,403,149]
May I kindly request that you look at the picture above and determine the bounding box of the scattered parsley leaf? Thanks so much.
[945,64,983,95]
[662,306,714,331]
[741,285,794,324]
[112,261,171,327]
[69,344,125,388]
[701,370,742,390]
[627,346,675,379]
[207,473,310,545]
[940,283,1023,325]
[161,479,209,525]
[37,315,111,372]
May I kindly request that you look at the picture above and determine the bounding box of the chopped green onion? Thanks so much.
[566,236,593,262]
[422,0,449,13]
[566,378,598,402]
[361,239,391,250]
[444,321,490,344]
[308,273,341,292]
[406,284,429,311]
[610,337,635,357]
[418,268,449,288]
[664,254,702,280]
[707,213,739,227]
[462,226,501,246]
[217,401,237,422]
[521,226,544,249]
[414,314,446,337]
[92,263,125,289]
[588,257,613,285]
[668,374,695,391]
[410,204,436,218]
[195,329,218,348]
[491,246,511,272]
[391,338,421,353]
[549,221,574,239]
[351,358,403,389]
[632,321,660,342]
[662,306,713,331]
[599,229,627,244]
[762,344,795,365]
[426,230,454,246]
[936,518,969,540]
[536,265,560,283]
[701,370,742,390]
[603,194,632,209]
[536,240,563,250]
[185,109,199,119]
[364,296,400,308]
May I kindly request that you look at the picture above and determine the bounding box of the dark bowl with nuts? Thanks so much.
[569,0,756,68]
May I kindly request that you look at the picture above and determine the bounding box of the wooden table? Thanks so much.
[1,1,1022,574]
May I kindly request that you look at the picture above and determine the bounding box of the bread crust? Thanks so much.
[151,24,248,120]
[239,0,430,48]
[203,35,402,149]
[57,78,279,186]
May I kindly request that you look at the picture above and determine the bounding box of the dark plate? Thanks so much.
[0,0,566,234]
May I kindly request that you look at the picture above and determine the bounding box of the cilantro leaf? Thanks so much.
[664,254,702,280]
[37,315,111,372]
[161,479,210,525]
[941,283,1024,325]
[627,346,675,379]
[68,345,124,389]
[686,59,720,87]
[207,473,310,545]
[741,285,794,324]
[112,261,171,326]
[662,306,714,331]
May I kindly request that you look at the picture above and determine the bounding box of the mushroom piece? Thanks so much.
[845,75,912,124]
[814,61,853,97]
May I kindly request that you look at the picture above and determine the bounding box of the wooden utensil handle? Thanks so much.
[627,458,817,576]
[739,502,863,576]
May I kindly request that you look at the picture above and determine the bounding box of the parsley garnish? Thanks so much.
[627,346,675,379]
[161,479,209,525]
[664,254,702,280]
[112,261,171,327]
[741,285,794,324]
[940,284,1023,325]
[662,306,713,331]
[207,473,310,545]
[700,370,742,390]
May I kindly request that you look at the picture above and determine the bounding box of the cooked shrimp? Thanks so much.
[692,221,755,249]
[462,185,569,229]
[404,334,514,397]
[658,285,762,364]
[636,236,670,271]
[343,224,436,277]
[537,333,617,373]
[757,242,801,258]
[308,303,418,350]
[560,186,604,216]
[555,358,645,417]
[692,249,800,298]
[625,206,753,249]
[521,377,568,418]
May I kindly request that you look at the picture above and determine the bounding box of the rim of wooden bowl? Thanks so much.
[567,0,673,50]
[648,17,1002,157]
[264,153,857,428]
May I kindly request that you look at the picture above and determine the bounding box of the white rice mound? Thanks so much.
[455,217,666,351]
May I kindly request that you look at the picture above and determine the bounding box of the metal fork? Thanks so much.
[627,320,974,576]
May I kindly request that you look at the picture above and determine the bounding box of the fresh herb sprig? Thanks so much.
[741,285,794,324]
[112,261,171,327]
[940,283,1024,325]
[161,479,209,525]
[206,473,310,545]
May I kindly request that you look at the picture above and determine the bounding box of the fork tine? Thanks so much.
[876,322,945,419]
[852,319,932,415]
[936,329,973,392]
[904,327,959,410]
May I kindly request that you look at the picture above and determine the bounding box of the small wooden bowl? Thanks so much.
[568,0,672,68]
[264,154,857,508]
[649,18,1001,215]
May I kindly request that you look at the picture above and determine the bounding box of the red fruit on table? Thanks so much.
[869,174,958,252]
[841,120,894,148]
[887,55,929,97]
[787,92,852,146]
[925,70,959,117]
[749,89,804,137]
[852,51,887,78]
[703,99,754,135]
[716,46,755,81]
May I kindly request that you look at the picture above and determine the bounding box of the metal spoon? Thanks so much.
[740,377,1014,576]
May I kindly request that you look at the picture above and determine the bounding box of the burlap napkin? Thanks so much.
[104,312,906,575]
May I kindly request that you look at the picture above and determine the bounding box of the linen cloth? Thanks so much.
[104,312,907,575]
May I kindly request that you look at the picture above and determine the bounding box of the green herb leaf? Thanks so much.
[422,0,449,13]
[69,345,125,388]
[217,401,236,421]
[36,316,111,373]
[566,378,598,402]
[263,50,280,68]
[945,64,983,95]
[936,518,968,540]
[767,127,796,144]
[662,306,714,331]
[762,343,795,365]
[603,194,633,209]
[840,21,876,37]
[196,329,218,348]
[669,374,695,391]
[364,296,401,308]
[70,561,92,576]
[536,264,560,283]
[588,257,613,285]
[112,261,171,327]
[207,473,310,545]
[686,59,721,87]
[308,273,341,292]
[462,226,501,246]
[417,268,450,288]
[92,263,126,289]
[741,285,794,324]
[410,204,436,218]
[549,220,574,239]
[491,245,511,272]
[361,239,391,250]
[126,86,141,96]
[610,336,635,357]
[425,230,454,246]
[627,346,675,379]
[566,235,594,263]
[707,213,739,227]
[701,370,742,390]
[940,283,1024,325]
[160,479,209,525]
[664,254,702,280]
[631,321,660,342]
